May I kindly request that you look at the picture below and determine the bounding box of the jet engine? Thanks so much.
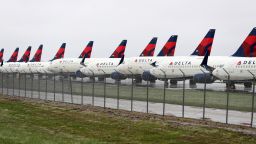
[193,73,215,83]
[75,70,87,78]
[111,72,127,80]
[142,71,157,81]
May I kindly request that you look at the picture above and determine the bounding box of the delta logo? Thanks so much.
[170,61,192,65]
[134,59,153,63]
[237,60,256,65]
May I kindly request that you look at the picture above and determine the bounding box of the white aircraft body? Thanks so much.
[212,58,256,81]
[80,58,121,76]
[16,43,66,74]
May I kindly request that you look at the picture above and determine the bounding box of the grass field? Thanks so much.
[1,75,256,112]
[0,95,256,144]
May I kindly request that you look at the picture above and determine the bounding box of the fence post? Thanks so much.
[69,74,73,104]
[7,73,9,96]
[117,72,120,109]
[200,69,207,120]
[223,68,230,124]
[18,73,20,97]
[248,70,255,127]
[31,74,33,98]
[146,77,149,114]
[179,69,185,118]
[1,72,3,94]
[160,69,166,116]
[13,73,15,96]
[62,75,64,102]
[81,76,84,105]
[38,73,40,99]
[24,73,27,97]
[53,73,56,101]
[45,73,48,100]
[128,70,134,112]
[100,70,106,109]
[89,69,95,106]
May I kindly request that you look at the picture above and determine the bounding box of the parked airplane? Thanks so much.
[0,47,19,72]
[15,44,43,73]
[1,46,31,73]
[206,28,256,88]
[78,40,127,78]
[47,41,93,75]
[150,28,256,89]
[116,29,215,85]
[17,43,66,74]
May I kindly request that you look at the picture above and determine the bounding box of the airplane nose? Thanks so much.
[212,69,217,76]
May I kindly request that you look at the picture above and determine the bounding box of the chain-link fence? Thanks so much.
[0,72,255,127]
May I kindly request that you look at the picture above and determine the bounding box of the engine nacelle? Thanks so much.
[142,71,157,81]
[75,70,87,78]
[193,73,215,83]
[111,72,127,80]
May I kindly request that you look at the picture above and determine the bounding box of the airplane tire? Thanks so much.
[189,79,197,88]
[170,80,177,88]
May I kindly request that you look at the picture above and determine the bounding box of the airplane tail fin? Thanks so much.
[7,47,19,62]
[30,45,43,62]
[157,35,177,56]
[18,46,32,62]
[140,37,157,57]
[191,29,215,56]
[78,41,93,58]
[50,43,66,61]
[0,49,4,63]
[232,28,256,57]
[109,40,127,58]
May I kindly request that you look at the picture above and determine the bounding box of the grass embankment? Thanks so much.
[0,95,256,144]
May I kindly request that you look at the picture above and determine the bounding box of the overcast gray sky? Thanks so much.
[0,0,255,61]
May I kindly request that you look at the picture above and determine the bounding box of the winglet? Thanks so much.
[118,55,125,66]
[150,61,157,67]
[200,50,214,72]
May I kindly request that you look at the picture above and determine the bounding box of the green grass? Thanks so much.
[0,96,256,144]
[2,75,256,112]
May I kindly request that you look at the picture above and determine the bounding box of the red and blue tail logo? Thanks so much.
[18,46,32,62]
[79,41,93,58]
[232,28,256,57]
[157,35,177,56]
[51,43,66,61]
[191,29,215,56]
[30,45,43,62]
[7,48,19,62]
[140,37,157,57]
[0,49,4,62]
[109,40,127,58]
